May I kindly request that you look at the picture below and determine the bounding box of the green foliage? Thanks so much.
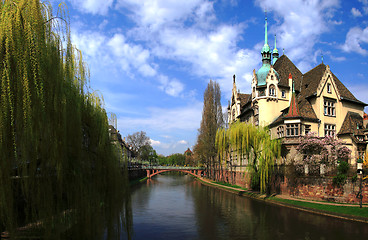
[0,1,131,239]
[157,153,186,166]
[216,122,281,193]
[337,161,349,175]
[333,174,347,186]
[333,161,350,186]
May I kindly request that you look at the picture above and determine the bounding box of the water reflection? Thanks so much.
[123,174,367,240]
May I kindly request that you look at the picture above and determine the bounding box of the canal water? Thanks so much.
[122,174,367,240]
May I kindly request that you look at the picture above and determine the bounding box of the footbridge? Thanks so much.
[142,166,204,178]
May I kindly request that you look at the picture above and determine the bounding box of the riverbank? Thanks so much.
[197,177,368,224]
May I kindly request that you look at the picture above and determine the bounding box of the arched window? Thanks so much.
[232,108,236,120]
[269,84,276,96]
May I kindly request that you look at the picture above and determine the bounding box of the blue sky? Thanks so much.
[49,0,368,156]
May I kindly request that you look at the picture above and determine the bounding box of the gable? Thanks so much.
[316,66,340,100]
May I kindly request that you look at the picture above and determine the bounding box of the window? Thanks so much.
[281,90,286,98]
[269,85,276,96]
[327,83,331,93]
[324,124,335,136]
[259,89,265,96]
[286,124,299,136]
[232,109,236,120]
[271,75,274,80]
[324,99,336,117]
[277,126,284,138]
[305,125,311,135]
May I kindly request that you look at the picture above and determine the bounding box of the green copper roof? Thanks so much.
[257,14,279,86]
[272,35,278,54]
[262,44,271,53]
[256,64,280,86]
[256,63,271,86]
[261,14,271,54]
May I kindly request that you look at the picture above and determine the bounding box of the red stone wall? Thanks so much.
[282,177,368,203]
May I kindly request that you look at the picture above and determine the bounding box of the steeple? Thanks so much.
[272,34,279,64]
[261,11,271,64]
[256,12,272,86]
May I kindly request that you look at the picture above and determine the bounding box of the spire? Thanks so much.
[261,11,271,64]
[256,12,273,86]
[285,74,301,118]
[272,34,279,65]
[265,10,268,45]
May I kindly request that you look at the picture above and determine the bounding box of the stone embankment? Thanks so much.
[197,177,368,224]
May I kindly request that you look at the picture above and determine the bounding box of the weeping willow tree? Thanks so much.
[0,1,131,239]
[216,122,281,193]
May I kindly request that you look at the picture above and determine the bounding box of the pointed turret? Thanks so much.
[261,12,271,64]
[285,74,301,118]
[256,13,272,86]
[272,35,279,64]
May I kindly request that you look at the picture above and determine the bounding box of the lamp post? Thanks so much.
[357,158,363,208]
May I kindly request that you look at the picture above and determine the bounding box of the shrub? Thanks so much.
[337,161,349,175]
[333,173,346,186]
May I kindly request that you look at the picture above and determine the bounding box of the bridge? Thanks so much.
[142,166,204,178]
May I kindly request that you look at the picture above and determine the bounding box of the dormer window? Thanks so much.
[327,83,331,93]
[269,85,276,96]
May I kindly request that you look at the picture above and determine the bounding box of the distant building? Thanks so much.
[108,125,136,161]
[184,148,194,166]
[228,16,367,165]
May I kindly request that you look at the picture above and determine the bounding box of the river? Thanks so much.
[121,173,367,240]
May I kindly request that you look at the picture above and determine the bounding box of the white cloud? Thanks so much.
[351,8,363,17]
[150,139,162,146]
[178,140,189,145]
[117,103,202,133]
[71,31,106,58]
[341,26,368,55]
[69,0,114,15]
[107,34,157,77]
[117,0,212,30]
[158,75,185,97]
[346,84,368,108]
[116,0,258,97]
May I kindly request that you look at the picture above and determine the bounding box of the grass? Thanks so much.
[214,181,247,190]
[271,197,368,219]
